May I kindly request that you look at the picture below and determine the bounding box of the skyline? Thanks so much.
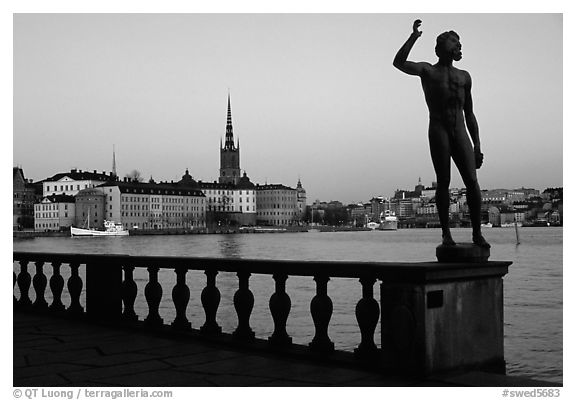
[13,14,562,204]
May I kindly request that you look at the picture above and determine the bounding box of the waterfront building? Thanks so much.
[370,197,386,220]
[449,201,460,214]
[500,211,526,225]
[349,203,369,226]
[420,187,436,200]
[516,187,541,199]
[255,184,300,226]
[488,206,501,226]
[196,173,257,227]
[34,194,75,231]
[74,188,107,230]
[43,169,114,197]
[97,178,206,230]
[13,167,40,230]
[416,202,437,215]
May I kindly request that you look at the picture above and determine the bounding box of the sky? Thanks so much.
[12,12,563,204]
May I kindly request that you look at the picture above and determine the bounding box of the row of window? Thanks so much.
[121,212,203,218]
[206,197,253,203]
[36,204,69,211]
[204,189,254,196]
[121,196,204,204]
[257,204,298,209]
[206,205,255,212]
[35,212,70,218]
[258,196,297,201]
[46,184,92,192]
[257,211,298,216]
[35,222,60,229]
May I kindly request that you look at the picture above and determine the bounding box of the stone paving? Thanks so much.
[13,312,559,387]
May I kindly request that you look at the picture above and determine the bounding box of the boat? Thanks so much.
[71,219,129,237]
[378,210,398,231]
[501,222,523,228]
[253,226,287,233]
[366,221,379,230]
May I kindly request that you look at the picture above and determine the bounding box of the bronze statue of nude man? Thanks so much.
[393,19,489,248]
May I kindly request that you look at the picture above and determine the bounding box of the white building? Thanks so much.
[43,169,114,197]
[97,178,206,230]
[34,194,75,231]
[197,171,257,226]
[255,184,300,226]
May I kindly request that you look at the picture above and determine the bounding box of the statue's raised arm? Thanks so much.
[393,19,430,76]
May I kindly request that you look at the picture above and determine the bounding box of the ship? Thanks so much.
[71,217,128,237]
[378,210,398,231]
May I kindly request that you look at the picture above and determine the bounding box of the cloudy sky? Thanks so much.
[13,12,562,204]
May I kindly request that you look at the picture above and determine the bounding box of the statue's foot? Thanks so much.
[473,233,491,248]
[442,234,456,246]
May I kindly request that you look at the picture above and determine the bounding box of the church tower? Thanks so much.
[219,94,241,184]
[296,178,307,221]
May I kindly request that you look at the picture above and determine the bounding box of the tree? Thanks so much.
[125,170,143,182]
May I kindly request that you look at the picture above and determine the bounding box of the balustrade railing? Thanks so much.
[13,251,510,375]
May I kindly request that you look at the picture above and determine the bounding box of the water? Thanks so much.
[13,227,563,383]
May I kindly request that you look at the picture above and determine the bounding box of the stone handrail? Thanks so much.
[13,251,511,376]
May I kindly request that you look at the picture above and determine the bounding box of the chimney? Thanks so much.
[94,170,97,174]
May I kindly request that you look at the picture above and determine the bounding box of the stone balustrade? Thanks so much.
[13,251,510,376]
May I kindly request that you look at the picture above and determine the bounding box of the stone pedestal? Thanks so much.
[436,243,490,263]
[380,259,510,376]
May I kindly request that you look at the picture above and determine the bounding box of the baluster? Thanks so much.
[144,267,163,326]
[171,267,191,330]
[200,270,221,334]
[121,266,138,322]
[17,260,32,307]
[354,276,380,359]
[32,261,48,310]
[67,262,84,315]
[49,262,65,312]
[233,271,255,340]
[309,275,334,352]
[269,273,292,346]
[13,269,17,306]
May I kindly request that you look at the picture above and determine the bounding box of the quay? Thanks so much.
[13,251,559,387]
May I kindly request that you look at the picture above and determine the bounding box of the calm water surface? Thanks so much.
[13,227,563,383]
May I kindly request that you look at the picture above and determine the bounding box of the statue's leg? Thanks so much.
[452,130,490,248]
[428,124,454,245]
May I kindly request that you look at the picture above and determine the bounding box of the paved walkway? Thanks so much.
[13,312,559,387]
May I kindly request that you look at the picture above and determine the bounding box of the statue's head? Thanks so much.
[435,31,462,61]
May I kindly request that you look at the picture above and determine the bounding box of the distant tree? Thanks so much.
[125,170,143,182]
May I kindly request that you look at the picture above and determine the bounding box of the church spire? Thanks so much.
[112,145,117,179]
[224,93,235,150]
